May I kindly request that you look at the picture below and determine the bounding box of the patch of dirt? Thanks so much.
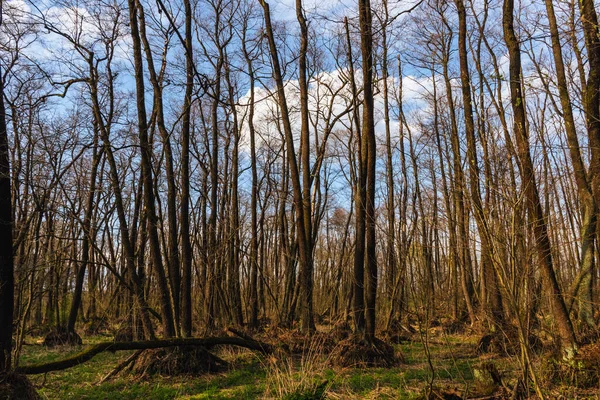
[128,346,228,377]
[0,373,41,400]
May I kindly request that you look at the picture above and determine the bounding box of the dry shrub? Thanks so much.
[113,326,134,342]
[273,330,309,354]
[329,321,352,342]
[538,351,563,388]
[42,327,82,347]
[381,330,411,345]
[441,318,467,335]
[330,335,397,368]
[539,341,600,389]
[476,325,542,356]
[567,342,600,389]
[0,373,40,400]
[26,325,52,338]
[128,346,227,377]
[83,317,110,336]
[261,328,338,355]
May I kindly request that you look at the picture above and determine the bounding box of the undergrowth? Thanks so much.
[17,331,600,399]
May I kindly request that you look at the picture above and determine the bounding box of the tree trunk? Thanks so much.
[259,0,312,332]
[455,0,503,328]
[0,52,14,372]
[296,0,316,334]
[66,131,102,334]
[345,17,366,338]
[180,0,194,338]
[359,0,378,343]
[127,0,175,337]
[502,0,577,351]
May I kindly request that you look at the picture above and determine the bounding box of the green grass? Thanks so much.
[17,333,499,399]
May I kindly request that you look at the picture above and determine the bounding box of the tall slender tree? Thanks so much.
[127,0,176,337]
[358,0,377,343]
[259,0,312,333]
[503,0,577,352]
[0,4,15,370]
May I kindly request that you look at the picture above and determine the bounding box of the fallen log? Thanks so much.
[16,336,273,375]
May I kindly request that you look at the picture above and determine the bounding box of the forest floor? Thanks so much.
[17,326,600,399]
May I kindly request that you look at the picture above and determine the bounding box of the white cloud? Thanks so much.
[236,66,433,155]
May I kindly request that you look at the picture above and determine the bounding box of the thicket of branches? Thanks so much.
[1,0,599,377]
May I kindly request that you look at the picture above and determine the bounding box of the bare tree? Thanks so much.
[502,0,577,352]
[0,2,14,370]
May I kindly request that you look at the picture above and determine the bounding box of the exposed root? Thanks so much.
[0,373,41,400]
[330,335,397,368]
[128,346,228,377]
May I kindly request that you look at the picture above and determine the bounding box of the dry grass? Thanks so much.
[265,333,333,399]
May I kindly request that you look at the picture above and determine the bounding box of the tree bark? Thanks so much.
[180,0,194,338]
[345,17,366,338]
[296,0,316,334]
[358,0,378,343]
[543,0,596,327]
